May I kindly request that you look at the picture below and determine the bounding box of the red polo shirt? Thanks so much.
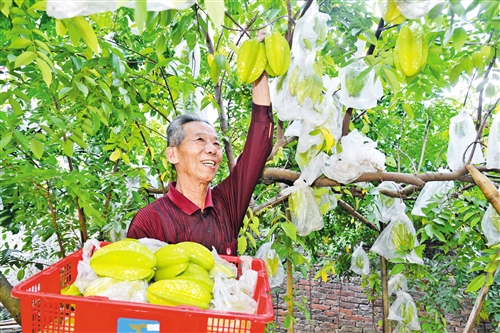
[127,103,274,255]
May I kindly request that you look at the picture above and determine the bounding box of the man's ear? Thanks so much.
[166,146,179,164]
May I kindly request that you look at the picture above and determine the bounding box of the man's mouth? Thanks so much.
[201,160,216,167]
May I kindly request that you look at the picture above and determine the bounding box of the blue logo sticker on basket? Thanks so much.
[117,318,160,333]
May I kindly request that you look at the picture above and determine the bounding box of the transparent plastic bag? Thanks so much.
[255,235,285,288]
[393,322,412,333]
[373,181,406,223]
[486,111,500,169]
[338,59,383,110]
[83,276,148,302]
[283,178,324,236]
[314,186,338,215]
[447,109,485,171]
[323,130,386,184]
[350,243,370,276]
[74,239,101,294]
[481,200,500,246]
[411,172,454,217]
[388,273,408,296]
[210,247,238,279]
[138,237,168,253]
[211,271,257,313]
[370,213,423,264]
[387,291,421,330]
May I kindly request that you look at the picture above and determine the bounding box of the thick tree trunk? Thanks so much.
[0,272,21,325]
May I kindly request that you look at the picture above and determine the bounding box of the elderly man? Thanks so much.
[127,73,273,256]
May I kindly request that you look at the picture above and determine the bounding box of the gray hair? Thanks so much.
[167,114,213,147]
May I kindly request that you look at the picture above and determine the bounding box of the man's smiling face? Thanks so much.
[169,121,223,184]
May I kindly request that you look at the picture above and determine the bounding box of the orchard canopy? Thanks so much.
[0,0,499,330]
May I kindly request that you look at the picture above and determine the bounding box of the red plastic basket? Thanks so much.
[11,243,274,333]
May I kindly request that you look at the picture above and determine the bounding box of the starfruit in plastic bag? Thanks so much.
[89,238,156,281]
[393,21,428,77]
[378,0,407,24]
[264,30,291,77]
[392,221,415,253]
[237,38,267,84]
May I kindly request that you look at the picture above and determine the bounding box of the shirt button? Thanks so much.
[206,228,210,233]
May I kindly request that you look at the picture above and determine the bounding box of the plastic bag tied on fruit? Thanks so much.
[388,273,408,296]
[350,243,370,276]
[486,111,500,169]
[411,171,454,217]
[338,58,383,110]
[370,213,423,264]
[387,291,421,330]
[447,108,485,171]
[74,238,101,294]
[255,235,285,288]
[323,129,386,184]
[372,181,406,224]
[283,178,324,236]
[481,194,500,246]
[211,256,258,313]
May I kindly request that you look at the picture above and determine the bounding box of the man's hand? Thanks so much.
[252,30,270,106]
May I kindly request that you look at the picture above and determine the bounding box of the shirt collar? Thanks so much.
[167,182,214,215]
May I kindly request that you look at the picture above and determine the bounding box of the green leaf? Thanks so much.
[98,81,112,101]
[14,51,37,68]
[205,0,225,30]
[382,68,400,95]
[110,149,121,161]
[63,139,74,157]
[0,132,12,150]
[8,97,23,115]
[281,222,297,241]
[74,81,89,97]
[36,57,52,87]
[73,16,99,54]
[390,263,405,275]
[402,104,414,120]
[238,235,247,255]
[452,27,467,52]
[134,0,148,35]
[9,38,32,49]
[385,156,397,168]
[465,274,485,293]
[30,139,44,159]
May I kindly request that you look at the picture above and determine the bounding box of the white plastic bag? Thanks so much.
[388,273,408,296]
[447,109,485,171]
[370,213,423,264]
[481,200,500,246]
[211,272,257,313]
[338,58,383,110]
[283,178,324,236]
[210,247,238,279]
[74,239,101,294]
[350,243,370,276]
[138,237,168,253]
[255,235,285,288]
[83,277,148,302]
[323,130,386,184]
[387,291,421,330]
[411,172,454,217]
[373,181,406,223]
[486,111,500,169]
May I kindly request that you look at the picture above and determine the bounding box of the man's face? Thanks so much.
[168,121,223,184]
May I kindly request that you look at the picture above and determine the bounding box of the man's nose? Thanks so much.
[205,141,217,154]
